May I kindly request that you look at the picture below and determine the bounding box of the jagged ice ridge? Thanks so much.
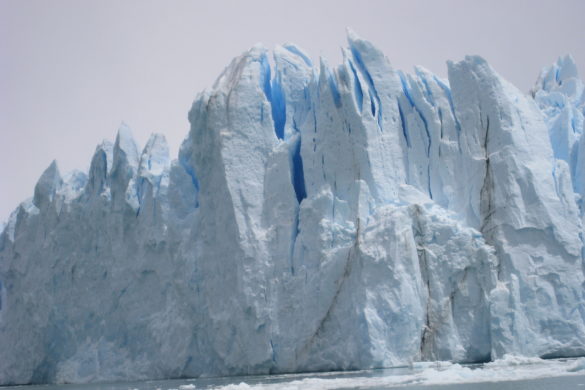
[1,31,585,384]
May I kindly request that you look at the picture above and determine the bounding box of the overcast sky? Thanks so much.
[1,0,585,222]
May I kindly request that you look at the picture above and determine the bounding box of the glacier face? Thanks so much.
[1,32,585,384]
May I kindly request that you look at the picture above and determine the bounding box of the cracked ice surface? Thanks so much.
[1,32,585,384]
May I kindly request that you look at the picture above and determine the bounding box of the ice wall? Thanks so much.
[1,32,584,384]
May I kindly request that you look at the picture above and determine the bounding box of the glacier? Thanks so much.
[1,31,585,384]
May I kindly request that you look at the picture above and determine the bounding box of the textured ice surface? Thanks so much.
[207,357,585,389]
[1,32,585,384]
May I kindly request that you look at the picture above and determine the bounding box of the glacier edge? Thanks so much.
[1,32,585,384]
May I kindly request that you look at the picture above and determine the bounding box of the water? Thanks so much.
[3,358,585,390]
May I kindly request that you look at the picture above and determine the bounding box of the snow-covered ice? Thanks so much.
[1,31,585,384]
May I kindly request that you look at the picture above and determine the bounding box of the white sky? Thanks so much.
[1,0,584,222]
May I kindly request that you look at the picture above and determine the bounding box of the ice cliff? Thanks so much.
[1,32,585,384]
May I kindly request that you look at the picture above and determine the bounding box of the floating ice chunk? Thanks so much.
[568,357,585,372]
